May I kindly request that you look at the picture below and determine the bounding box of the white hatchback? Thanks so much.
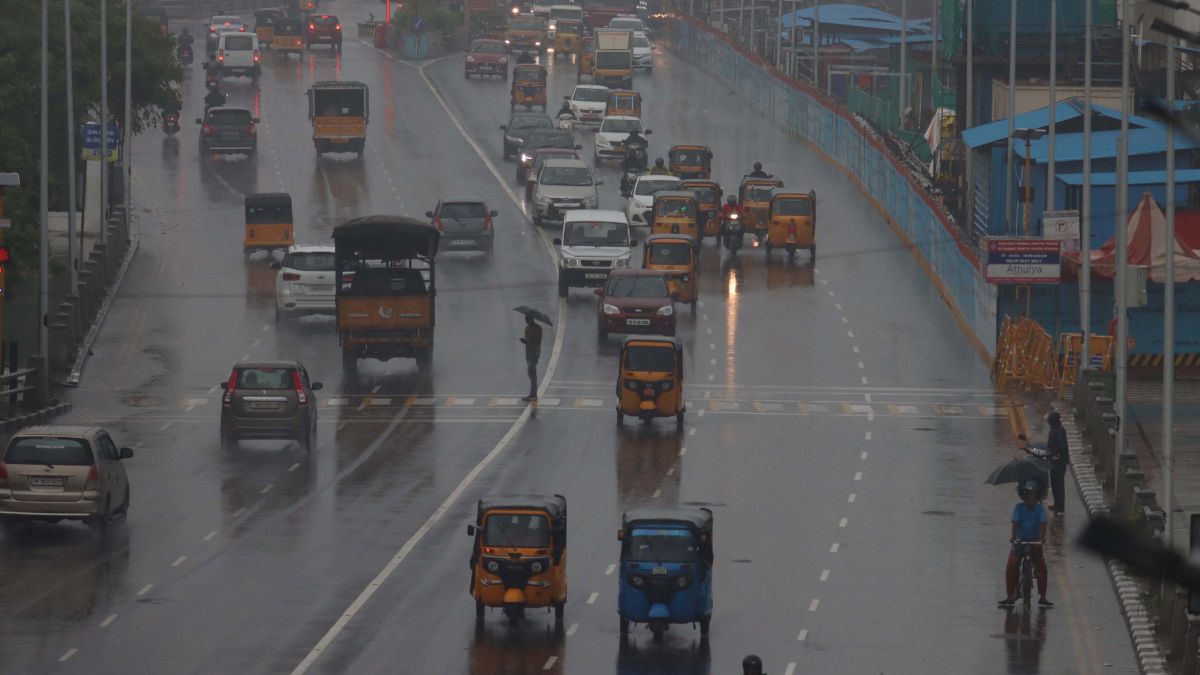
[273,246,337,322]
[594,115,645,160]
[568,85,611,125]
[632,32,653,71]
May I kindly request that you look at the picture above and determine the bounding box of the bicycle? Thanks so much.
[1011,539,1043,607]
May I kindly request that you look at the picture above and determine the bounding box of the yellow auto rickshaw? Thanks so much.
[739,177,784,239]
[577,37,594,81]
[254,9,285,45]
[273,18,306,56]
[616,336,686,428]
[606,90,642,118]
[244,193,295,256]
[765,189,817,259]
[650,191,700,243]
[511,64,548,111]
[553,19,583,57]
[467,495,568,627]
[669,144,713,180]
[643,234,699,310]
[679,179,723,240]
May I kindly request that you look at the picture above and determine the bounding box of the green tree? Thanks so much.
[0,0,181,272]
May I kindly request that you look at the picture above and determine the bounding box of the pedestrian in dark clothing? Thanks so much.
[1046,410,1070,514]
[520,315,542,401]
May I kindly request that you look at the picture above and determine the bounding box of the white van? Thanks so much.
[216,32,261,81]
[553,210,634,296]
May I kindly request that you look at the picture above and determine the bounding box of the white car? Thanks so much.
[568,85,610,125]
[273,245,337,322]
[632,32,653,71]
[554,210,634,296]
[216,32,260,80]
[594,115,646,161]
[608,15,647,33]
[206,15,245,53]
[624,174,680,226]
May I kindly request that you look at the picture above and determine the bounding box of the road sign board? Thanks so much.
[1042,210,1080,253]
[80,122,120,162]
[986,238,1061,284]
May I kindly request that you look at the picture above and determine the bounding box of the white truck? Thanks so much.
[592,29,633,89]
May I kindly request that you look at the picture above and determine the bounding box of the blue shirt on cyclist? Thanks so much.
[1012,501,1047,542]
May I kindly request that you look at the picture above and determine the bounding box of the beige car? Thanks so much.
[0,426,133,532]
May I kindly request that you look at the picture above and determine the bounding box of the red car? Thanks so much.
[595,269,676,340]
[465,39,509,79]
[306,14,342,50]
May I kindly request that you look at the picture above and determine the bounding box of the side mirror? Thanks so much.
[644,129,653,134]
[119,447,134,459]
[219,382,228,390]
[617,529,625,541]
[490,210,499,217]
[574,144,582,149]
[595,179,604,185]
[311,381,323,391]
[269,261,281,270]
[553,237,562,245]
[499,124,508,130]
[621,190,631,198]
[630,240,639,246]
[425,210,435,218]
[563,95,571,100]
[467,524,476,537]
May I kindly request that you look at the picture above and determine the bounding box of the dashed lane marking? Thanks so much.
[820,569,830,581]
[233,507,246,518]
[809,599,820,612]
[288,463,301,472]
[652,489,662,498]
[785,663,798,675]
[796,630,808,642]
[865,431,872,441]
[369,398,393,407]
[261,484,274,494]
[99,614,118,627]
[587,592,599,604]
[830,543,840,553]
[566,622,579,636]
[848,494,856,503]
[543,656,558,670]
[447,397,477,406]
[58,649,77,662]
[489,397,521,407]
[137,584,153,596]
[861,451,868,460]
[576,397,604,408]
[605,564,616,575]
[172,556,187,567]
[665,467,675,477]
[839,517,849,528]
[889,404,919,415]
[854,472,862,481]
[203,530,217,541]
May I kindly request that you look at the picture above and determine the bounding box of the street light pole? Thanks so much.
[64,0,78,290]
[812,0,819,89]
[39,0,49,363]
[1114,0,1131,494]
[123,0,132,240]
[899,0,906,124]
[1005,0,1017,235]
[100,0,108,247]
[1080,0,1093,371]
[1164,31,1177,556]
[776,0,784,68]
[1046,0,1056,211]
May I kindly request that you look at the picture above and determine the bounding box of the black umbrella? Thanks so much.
[985,456,1051,486]
[513,306,553,326]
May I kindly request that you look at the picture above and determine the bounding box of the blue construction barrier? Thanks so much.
[667,17,998,359]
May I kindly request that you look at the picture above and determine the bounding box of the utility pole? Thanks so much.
[965,0,973,232]
[812,0,819,89]
[40,0,49,363]
[123,0,132,241]
[899,0,907,125]
[932,0,938,116]
[1164,30,1177,558]
[1046,0,1056,211]
[1005,0,1017,234]
[1080,0,1093,371]
[65,0,78,290]
[776,0,784,69]
[100,0,108,247]
[1114,0,1131,494]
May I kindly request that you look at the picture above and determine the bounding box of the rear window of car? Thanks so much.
[5,437,93,466]
[633,35,650,48]
[440,202,487,219]
[237,367,294,389]
[285,252,334,271]
[635,179,677,196]
[207,109,252,126]
[312,15,339,26]
[223,35,255,50]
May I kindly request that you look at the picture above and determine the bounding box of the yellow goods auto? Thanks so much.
[616,336,686,428]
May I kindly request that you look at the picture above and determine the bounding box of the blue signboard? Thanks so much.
[80,122,120,161]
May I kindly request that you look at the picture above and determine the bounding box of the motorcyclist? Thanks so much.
[204,84,227,110]
[720,195,743,241]
[557,100,576,119]
[648,157,671,175]
[178,27,194,47]
[747,161,769,178]
[622,129,649,172]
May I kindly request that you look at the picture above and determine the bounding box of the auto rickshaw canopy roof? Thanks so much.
[332,215,440,261]
[740,177,785,189]
[670,144,712,158]
[513,65,548,82]
[245,192,292,208]
[652,190,699,204]
[309,79,370,92]
[644,234,699,247]
[477,495,567,528]
[622,506,712,533]
[621,335,683,353]
[770,188,816,201]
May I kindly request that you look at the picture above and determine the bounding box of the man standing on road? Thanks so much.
[520,314,543,401]
[1046,410,1070,515]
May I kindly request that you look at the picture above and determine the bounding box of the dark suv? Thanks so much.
[306,14,342,50]
[219,361,322,450]
[500,112,553,161]
[197,107,259,157]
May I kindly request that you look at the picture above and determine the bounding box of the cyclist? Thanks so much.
[999,479,1052,608]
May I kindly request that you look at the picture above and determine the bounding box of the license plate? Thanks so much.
[304,284,334,293]
[556,202,580,209]
[452,239,474,245]
[479,64,496,70]
[250,401,280,410]
[652,566,669,575]
[627,318,651,326]
[222,131,240,138]
[787,236,796,243]
[30,476,65,487]
[585,273,608,279]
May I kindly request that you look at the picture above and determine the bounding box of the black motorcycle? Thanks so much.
[722,212,744,254]
[178,43,194,64]
[624,143,648,174]
[162,111,180,135]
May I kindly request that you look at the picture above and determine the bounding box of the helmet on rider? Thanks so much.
[727,195,737,205]
[654,157,664,167]
[753,161,763,171]
[742,655,764,675]
[558,100,573,115]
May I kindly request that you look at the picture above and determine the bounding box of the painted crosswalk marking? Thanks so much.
[488,397,521,407]
[932,404,963,416]
[447,397,477,406]
[369,398,392,406]
[577,398,604,408]
[889,404,920,415]
[843,403,874,416]
[408,396,436,406]
[753,401,786,412]
[326,398,350,407]
[708,400,740,412]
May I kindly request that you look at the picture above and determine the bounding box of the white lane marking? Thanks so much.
[839,517,849,528]
[253,338,261,347]
[137,584,153,596]
[834,302,841,309]
[709,358,717,366]
[688,427,697,436]
[58,648,78,662]
[704,390,711,399]
[857,361,865,369]
[207,385,218,394]
[827,290,835,297]
[830,543,840,553]
[172,556,187,567]
[705,328,712,334]
[665,467,675,477]
[289,462,301,472]
[100,613,118,627]
[242,353,250,360]
[369,398,393,407]
[786,663,798,675]
[796,630,808,642]
[864,393,871,402]
[261,324,270,332]
[566,622,579,636]
[847,330,854,338]
[543,656,558,670]
[261,484,274,494]
[809,599,820,612]
[702,314,709,321]
[203,530,217,541]
[865,431,872,441]
[707,374,714,381]
[159,421,173,431]
[862,376,870,385]
[820,569,830,581]
[233,507,246,518]
[852,346,860,354]
[371,385,382,394]
[820,278,829,285]
[587,592,599,605]
[854,472,862,481]
[697,301,705,308]
[605,564,617,576]
[848,493,856,503]
[679,447,687,456]
[861,451,869,460]
[652,489,662,498]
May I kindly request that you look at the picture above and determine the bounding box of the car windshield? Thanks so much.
[441,202,488,219]
[607,274,668,298]
[472,41,505,53]
[4,438,93,466]
[541,166,593,186]
[624,345,676,371]
[774,198,812,216]
[633,35,650,48]
[610,18,644,30]
[526,132,572,149]
[744,185,775,202]
[627,528,699,563]
[223,35,254,50]
[563,220,629,246]
[573,88,609,102]
[601,118,641,134]
[207,109,252,126]
[284,251,334,271]
[484,513,550,547]
[512,18,543,30]
[648,242,692,265]
[655,199,694,217]
[236,367,295,389]
[511,116,553,130]
[635,179,677,196]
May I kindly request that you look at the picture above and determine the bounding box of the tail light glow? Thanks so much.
[433,216,443,231]
[217,49,225,61]
[253,49,260,62]
[483,214,493,230]
[0,463,7,481]
[282,272,301,281]
[85,465,99,490]
[223,369,239,403]
[245,124,257,136]
[292,371,308,405]
[202,123,216,136]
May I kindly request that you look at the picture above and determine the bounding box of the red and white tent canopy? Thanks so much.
[1066,192,1200,282]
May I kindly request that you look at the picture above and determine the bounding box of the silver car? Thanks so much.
[427,199,498,255]
[273,245,337,321]
[0,426,133,532]
[533,158,602,226]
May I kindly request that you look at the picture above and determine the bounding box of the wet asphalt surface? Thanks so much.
[0,2,1140,673]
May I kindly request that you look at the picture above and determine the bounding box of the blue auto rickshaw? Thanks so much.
[617,507,714,642]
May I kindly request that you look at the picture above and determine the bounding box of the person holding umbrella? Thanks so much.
[515,306,552,401]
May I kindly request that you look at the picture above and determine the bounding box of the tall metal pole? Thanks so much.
[899,0,907,125]
[812,0,819,89]
[965,0,974,230]
[1080,0,1093,371]
[739,0,745,42]
[1164,32,1177,554]
[776,0,784,68]
[64,0,78,290]
[1113,0,1131,492]
[123,0,132,240]
[932,0,938,116]
[1005,0,1017,234]
[1046,0,1056,211]
[99,0,108,247]
[39,0,49,363]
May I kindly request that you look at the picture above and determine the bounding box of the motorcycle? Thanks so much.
[557,112,575,131]
[162,111,180,135]
[722,212,744,254]
[178,43,194,65]
[624,142,648,174]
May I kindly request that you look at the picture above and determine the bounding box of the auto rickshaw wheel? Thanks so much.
[810,245,816,260]
[475,598,485,619]
[700,615,711,635]
[676,410,685,430]
[616,410,623,425]
[690,300,697,313]
[619,616,630,634]
[341,348,357,373]
[554,602,564,622]
[558,281,568,297]
[416,347,433,372]
[764,241,772,254]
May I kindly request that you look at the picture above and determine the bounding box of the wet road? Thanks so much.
[0,2,1137,673]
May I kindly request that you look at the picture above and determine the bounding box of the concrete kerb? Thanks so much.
[66,234,139,387]
[1055,401,1170,675]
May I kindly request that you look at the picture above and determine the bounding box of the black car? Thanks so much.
[500,112,553,161]
[219,360,322,451]
[515,130,580,184]
[197,107,259,157]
